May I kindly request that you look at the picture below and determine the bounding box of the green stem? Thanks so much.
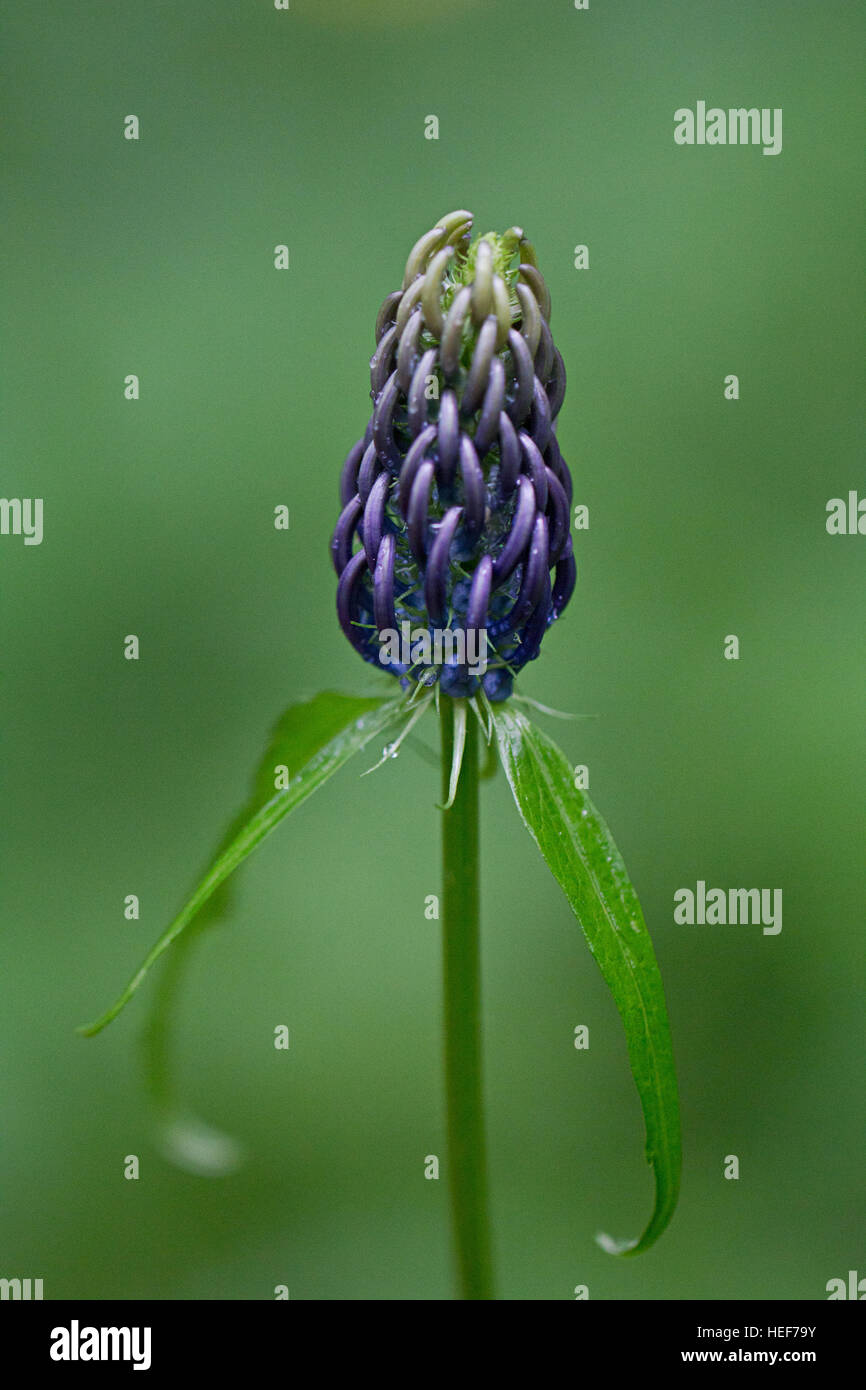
[440,696,495,1299]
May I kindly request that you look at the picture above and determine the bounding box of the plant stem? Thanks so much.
[440,696,495,1299]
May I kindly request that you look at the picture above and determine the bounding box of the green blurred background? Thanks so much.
[3,0,863,1300]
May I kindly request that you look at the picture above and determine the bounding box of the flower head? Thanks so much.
[332,210,576,701]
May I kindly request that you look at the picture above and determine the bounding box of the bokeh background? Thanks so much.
[3,0,863,1300]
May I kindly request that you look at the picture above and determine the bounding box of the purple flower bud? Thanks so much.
[332,211,577,701]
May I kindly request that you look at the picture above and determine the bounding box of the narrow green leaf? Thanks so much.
[142,691,403,1171]
[492,704,682,1255]
[196,691,399,927]
[439,697,467,809]
[79,692,404,1037]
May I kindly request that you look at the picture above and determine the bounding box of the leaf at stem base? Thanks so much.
[78,692,405,1037]
[492,703,682,1257]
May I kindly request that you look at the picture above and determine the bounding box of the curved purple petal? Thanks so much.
[407,348,438,437]
[436,389,459,487]
[492,475,536,585]
[336,549,371,654]
[473,356,505,457]
[372,371,402,469]
[506,328,534,425]
[397,424,437,516]
[407,458,435,562]
[519,432,548,511]
[461,315,498,416]
[424,506,462,625]
[339,437,365,509]
[373,533,397,635]
[363,470,390,570]
[332,494,363,576]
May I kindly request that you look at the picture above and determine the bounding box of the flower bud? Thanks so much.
[332,210,576,701]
